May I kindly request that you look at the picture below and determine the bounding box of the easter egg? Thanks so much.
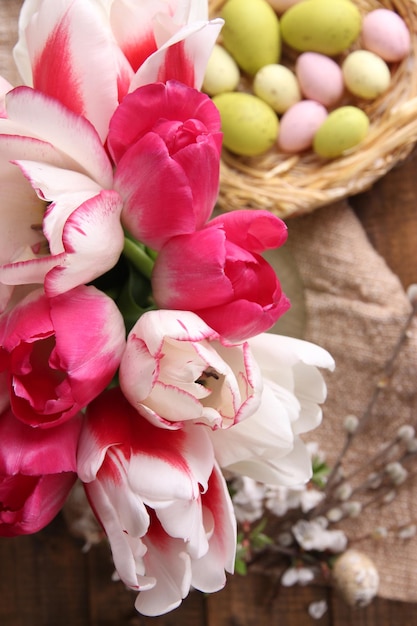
[213,92,279,156]
[296,52,345,107]
[220,0,281,75]
[253,63,301,113]
[313,106,369,158]
[280,0,362,56]
[361,9,411,62]
[342,50,391,99]
[267,0,303,13]
[278,100,328,153]
[333,550,379,607]
[202,44,241,96]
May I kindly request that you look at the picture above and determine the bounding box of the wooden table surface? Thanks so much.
[1,1,417,624]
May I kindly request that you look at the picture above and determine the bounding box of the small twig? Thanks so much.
[312,299,417,513]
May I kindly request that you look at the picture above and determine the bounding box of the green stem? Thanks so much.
[123,237,154,280]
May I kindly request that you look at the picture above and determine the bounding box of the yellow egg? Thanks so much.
[313,106,369,158]
[342,50,391,100]
[202,44,241,96]
[220,0,281,75]
[280,0,362,56]
[253,64,301,114]
[213,92,279,156]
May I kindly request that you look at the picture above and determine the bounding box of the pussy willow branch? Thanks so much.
[310,294,417,517]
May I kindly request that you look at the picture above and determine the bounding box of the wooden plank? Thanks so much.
[330,594,417,626]
[86,537,207,626]
[0,516,90,626]
[206,573,332,626]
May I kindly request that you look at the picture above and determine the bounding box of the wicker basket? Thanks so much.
[208,0,417,218]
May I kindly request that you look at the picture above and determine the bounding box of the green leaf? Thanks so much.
[116,262,156,334]
[311,456,331,488]
[234,557,248,576]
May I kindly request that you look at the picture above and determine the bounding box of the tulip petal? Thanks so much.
[130,18,224,91]
[0,180,124,297]
[152,230,233,309]
[0,286,125,427]
[85,478,152,590]
[14,0,132,141]
[0,408,82,475]
[210,384,295,468]
[4,87,113,186]
[249,333,334,434]
[191,463,237,592]
[0,407,82,536]
[0,471,76,536]
[114,134,195,249]
[137,519,192,616]
[227,438,315,487]
[49,286,126,408]
[155,498,209,559]
[208,210,289,253]
[108,0,172,72]
[46,190,124,296]
[127,423,214,505]
[108,80,221,164]
[198,296,291,342]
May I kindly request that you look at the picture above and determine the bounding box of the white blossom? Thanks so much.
[281,566,315,587]
[292,519,347,553]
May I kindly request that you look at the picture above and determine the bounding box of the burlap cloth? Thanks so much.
[269,201,417,602]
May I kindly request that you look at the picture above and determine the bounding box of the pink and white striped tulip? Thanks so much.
[78,387,236,616]
[109,80,222,249]
[0,406,82,536]
[118,309,263,430]
[210,333,335,487]
[14,0,223,141]
[152,210,291,341]
[0,285,126,428]
[0,87,124,311]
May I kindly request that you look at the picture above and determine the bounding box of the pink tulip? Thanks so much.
[135,463,236,616]
[0,406,82,536]
[14,0,223,141]
[118,309,263,430]
[0,87,124,311]
[109,80,222,249]
[77,387,236,616]
[152,210,291,341]
[0,285,126,428]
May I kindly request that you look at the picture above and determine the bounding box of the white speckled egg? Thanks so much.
[278,99,328,153]
[362,9,411,62]
[332,549,379,607]
[296,52,345,107]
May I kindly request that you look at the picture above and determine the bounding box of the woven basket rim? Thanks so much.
[209,0,417,218]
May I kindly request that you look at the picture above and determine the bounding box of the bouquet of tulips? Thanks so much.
[0,0,334,616]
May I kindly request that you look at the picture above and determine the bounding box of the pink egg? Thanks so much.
[267,0,303,13]
[278,100,328,153]
[362,9,411,62]
[296,52,345,108]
